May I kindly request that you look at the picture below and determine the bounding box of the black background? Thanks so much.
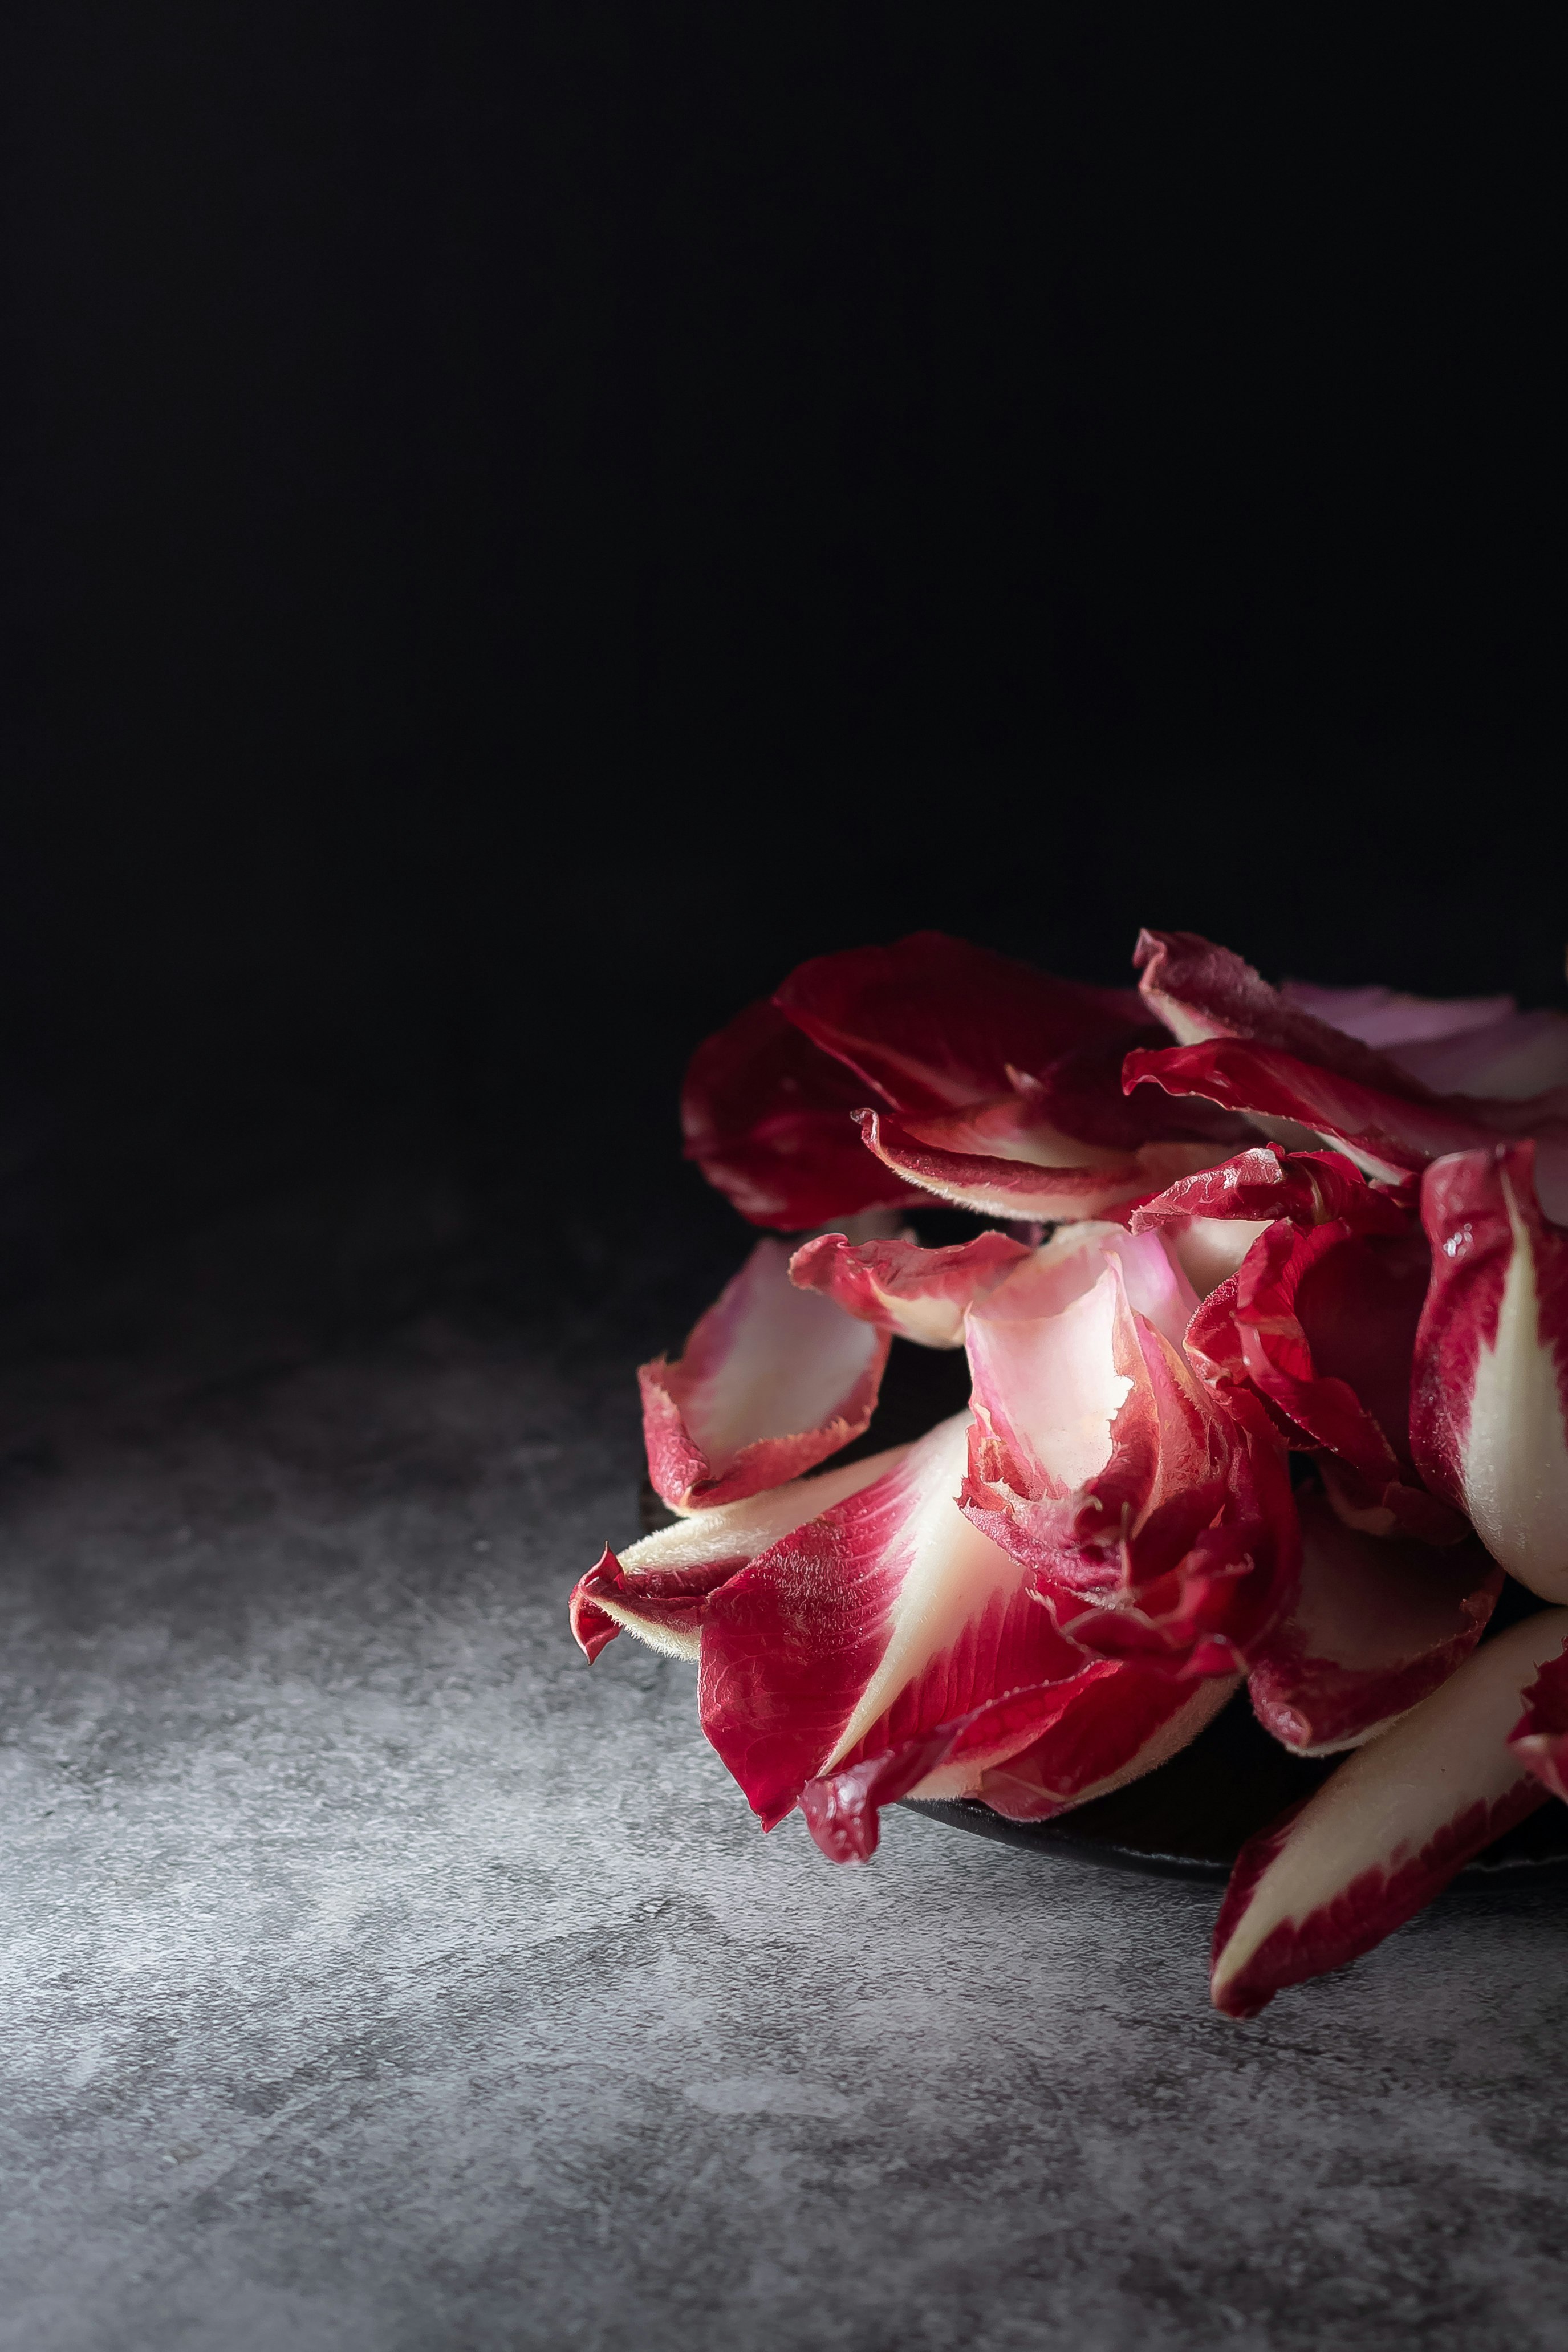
[4,6,1561,1295]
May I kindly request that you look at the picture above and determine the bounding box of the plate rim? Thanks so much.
[900,1794,1568,1889]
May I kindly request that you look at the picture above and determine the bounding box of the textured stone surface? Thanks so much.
[3,1167,1568,2351]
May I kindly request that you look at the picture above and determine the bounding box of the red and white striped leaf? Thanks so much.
[697,1411,1080,1830]
[1412,1142,1568,1602]
[569,1444,913,1662]
[1211,1609,1568,2019]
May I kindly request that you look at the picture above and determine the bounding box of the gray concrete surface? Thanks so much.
[3,1167,1567,2351]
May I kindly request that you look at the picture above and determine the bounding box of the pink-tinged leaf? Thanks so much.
[788,1228,1031,1348]
[641,1240,891,1512]
[1246,1486,1502,1754]
[859,1099,1229,1225]
[570,1444,913,1661]
[681,997,922,1230]
[1279,980,1568,1104]
[773,931,1145,1113]
[1382,1008,1568,1103]
[698,1411,1081,1829]
[1192,1214,1464,1545]
[959,1226,1299,1675]
[798,1664,1241,1862]
[1211,1608,1568,2019]
[1412,1141,1568,1600]
[1279,979,1516,1051]
[1508,1638,1568,1802]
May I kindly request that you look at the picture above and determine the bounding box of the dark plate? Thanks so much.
[901,1686,1568,1884]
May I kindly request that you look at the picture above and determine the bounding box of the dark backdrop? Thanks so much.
[3,6,1561,1291]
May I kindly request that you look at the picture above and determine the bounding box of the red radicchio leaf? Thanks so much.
[1184,1212,1465,1545]
[1124,1037,1488,1188]
[773,931,1145,1112]
[681,997,922,1230]
[750,933,1249,1230]
[1246,1486,1501,1754]
[970,1672,1238,1821]
[1130,930,1568,1202]
[1041,1462,1298,1681]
